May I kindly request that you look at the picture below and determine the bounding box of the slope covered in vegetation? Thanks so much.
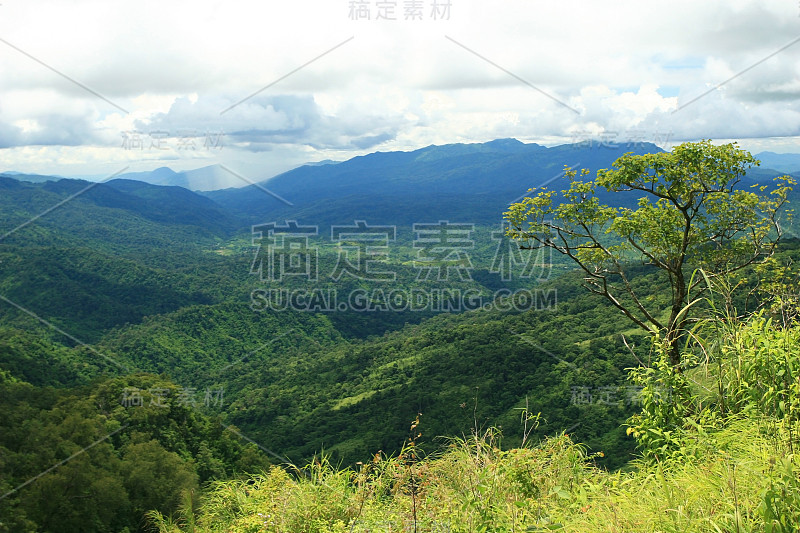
[149,292,800,532]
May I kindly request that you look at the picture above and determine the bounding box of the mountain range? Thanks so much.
[3,139,800,532]
[6,140,798,193]
[2,138,798,259]
[4,141,798,227]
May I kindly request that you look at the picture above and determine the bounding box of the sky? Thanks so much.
[0,0,799,186]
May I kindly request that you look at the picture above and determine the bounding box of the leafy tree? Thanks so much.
[118,440,199,525]
[505,140,794,366]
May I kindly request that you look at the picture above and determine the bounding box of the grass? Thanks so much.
[148,417,800,532]
[150,307,800,532]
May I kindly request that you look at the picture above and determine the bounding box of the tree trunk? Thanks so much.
[666,336,682,370]
[666,270,687,369]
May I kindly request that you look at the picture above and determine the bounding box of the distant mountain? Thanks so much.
[0,176,241,253]
[0,171,63,184]
[755,152,800,174]
[5,141,796,236]
[117,166,182,186]
[2,165,257,192]
[117,162,342,191]
[116,165,243,191]
[203,139,668,226]
[104,179,241,230]
[303,159,341,167]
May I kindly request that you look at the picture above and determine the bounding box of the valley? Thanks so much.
[2,139,799,532]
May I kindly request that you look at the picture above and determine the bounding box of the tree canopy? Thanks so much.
[505,140,794,366]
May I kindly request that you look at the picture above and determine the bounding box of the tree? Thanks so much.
[505,140,794,367]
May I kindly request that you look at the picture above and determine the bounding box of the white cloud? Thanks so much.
[1,0,799,177]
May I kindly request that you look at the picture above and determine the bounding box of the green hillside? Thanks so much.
[1,140,799,532]
[146,280,800,533]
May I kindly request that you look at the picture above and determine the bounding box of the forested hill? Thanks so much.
[0,176,238,253]
[203,139,668,225]
[2,140,800,532]
[5,140,797,231]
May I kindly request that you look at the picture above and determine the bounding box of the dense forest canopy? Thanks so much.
[1,140,799,532]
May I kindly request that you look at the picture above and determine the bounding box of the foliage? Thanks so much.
[505,140,794,365]
[625,339,697,462]
[0,376,270,533]
[151,292,800,532]
[3,149,800,530]
[147,420,800,533]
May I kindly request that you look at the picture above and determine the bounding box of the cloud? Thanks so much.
[135,92,405,151]
[0,90,105,148]
[0,0,799,177]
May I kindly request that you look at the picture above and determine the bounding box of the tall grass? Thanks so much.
[150,275,800,532]
[148,421,800,532]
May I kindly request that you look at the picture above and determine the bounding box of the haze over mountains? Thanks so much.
[3,140,799,233]
[115,165,242,192]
